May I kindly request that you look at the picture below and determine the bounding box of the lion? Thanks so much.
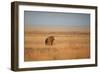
[45,36,55,45]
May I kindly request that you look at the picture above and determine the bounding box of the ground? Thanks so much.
[24,29,90,61]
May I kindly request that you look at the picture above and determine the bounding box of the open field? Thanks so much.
[24,29,90,61]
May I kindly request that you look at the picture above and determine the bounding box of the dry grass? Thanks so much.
[24,30,90,61]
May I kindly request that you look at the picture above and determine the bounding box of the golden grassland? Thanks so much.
[24,29,90,61]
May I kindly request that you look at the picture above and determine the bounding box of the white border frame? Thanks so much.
[18,5,96,68]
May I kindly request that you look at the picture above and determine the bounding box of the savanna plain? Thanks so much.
[24,27,90,61]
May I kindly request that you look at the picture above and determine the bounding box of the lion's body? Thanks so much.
[45,36,55,45]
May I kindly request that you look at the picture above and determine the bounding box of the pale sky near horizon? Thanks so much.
[24,11,90,29]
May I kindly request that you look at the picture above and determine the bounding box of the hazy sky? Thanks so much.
[24,11,90,28]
